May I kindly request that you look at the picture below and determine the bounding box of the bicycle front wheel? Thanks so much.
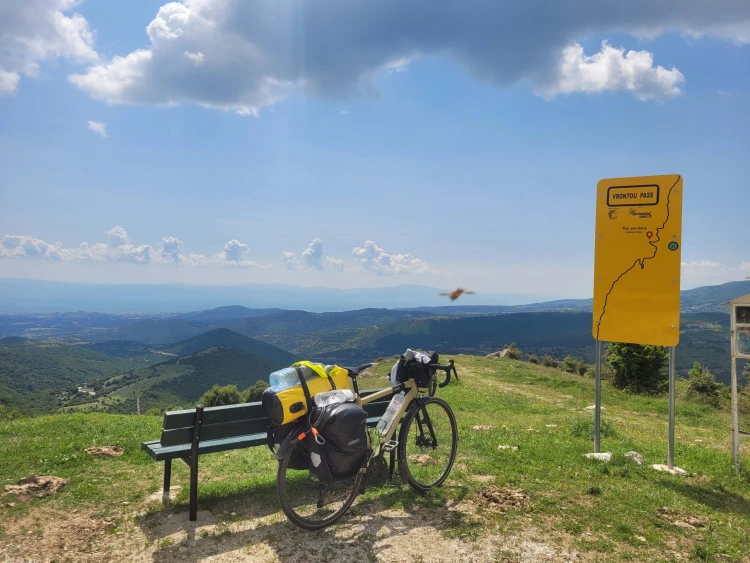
[397,397,458,492]
[276,438,362,530]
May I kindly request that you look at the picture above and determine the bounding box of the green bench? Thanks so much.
[141,388,394,520]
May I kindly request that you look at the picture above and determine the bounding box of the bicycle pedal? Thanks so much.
[382,440,398,452]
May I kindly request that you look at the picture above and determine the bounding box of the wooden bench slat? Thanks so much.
[163,402,267,430]
[160,417,271,447]
[142,415,386,461]
[144,433,269,461]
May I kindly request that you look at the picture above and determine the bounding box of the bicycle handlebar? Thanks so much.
[431,359,459,388]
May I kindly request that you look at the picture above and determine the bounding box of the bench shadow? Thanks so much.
[143,482,472,562]
[657,479,750,516]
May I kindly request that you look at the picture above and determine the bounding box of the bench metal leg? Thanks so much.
[189,456,198,521]
[163,459,172,495]
[189,404,205,522]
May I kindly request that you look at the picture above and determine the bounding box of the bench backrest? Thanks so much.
[159,388,394,448]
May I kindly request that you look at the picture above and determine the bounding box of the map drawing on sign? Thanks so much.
[593,174,683,346]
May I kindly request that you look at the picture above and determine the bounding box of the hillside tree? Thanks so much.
[606,343,668,394]
[685,362,723,407]
[198,384,242,407]
[243,380,270,402]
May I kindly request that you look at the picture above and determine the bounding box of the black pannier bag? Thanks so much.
[307,401,368,482]
[267,421,309,470]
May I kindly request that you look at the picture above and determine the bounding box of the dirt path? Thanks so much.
[0,495,585,563]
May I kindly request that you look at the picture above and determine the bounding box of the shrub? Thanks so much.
[576,359,589,376]
[606,343,668,394]
[198,384,242,407]
[571,415,617,439]
[243,380,270,402]
[505,343,523,360]
[526,353,539,364]
[562,355,578,374]
[0,404,23,421]
[686,362,723,407]
[542,355,558,368]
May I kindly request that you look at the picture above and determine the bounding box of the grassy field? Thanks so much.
[1,356,749,562]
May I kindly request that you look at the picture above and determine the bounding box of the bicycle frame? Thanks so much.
[355,379,418,447]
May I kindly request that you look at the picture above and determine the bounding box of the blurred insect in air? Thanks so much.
[439,288,476,301]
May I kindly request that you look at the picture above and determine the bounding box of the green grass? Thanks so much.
[1,355,749,561]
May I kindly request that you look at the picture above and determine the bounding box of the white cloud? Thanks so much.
[352,240,431,275]
[282,238,344,271]
[0,0,98,94]
[217,239,259,268]
[385,57,411,74]
[105,226,129,246]
[534,41,684,101]
[87,120,108,138]
[0,228,264,268]
[740,262,750,271]
[340,109,349,115]
[325,256,345,272]
[183,51,204,64]
[0,70,20,95]
[67,1,750,113]
[160,236,184,264]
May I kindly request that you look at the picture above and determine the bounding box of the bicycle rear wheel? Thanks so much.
[397,397,458,492]
[276,438,362,530]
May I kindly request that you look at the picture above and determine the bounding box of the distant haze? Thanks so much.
[0,278,565,314]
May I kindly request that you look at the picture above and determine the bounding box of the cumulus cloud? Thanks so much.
[0,0,98,94]
[352,241,431,275]
[87,120,108,138]
[534,42,684,101]
[0,227,263,268]
[66,0,750,113]
[160,236,184,264]
[740,262,750,271]
[219,239,259,268]
[282,238,344,272]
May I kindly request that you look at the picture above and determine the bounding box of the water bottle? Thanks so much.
[376,391,405,436]
[268,367,300,391]
[314,389,355,408]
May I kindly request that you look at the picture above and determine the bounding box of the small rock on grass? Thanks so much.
[651,464,688,476]
[584,405,606,411]
[545,424,558,428]
[584,452,612,462]
[625,451,644,465]
[472,425,493,431]
[498,445,519,451]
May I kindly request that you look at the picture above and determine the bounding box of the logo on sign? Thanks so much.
[628,208,652,219]
[608,210,618,220]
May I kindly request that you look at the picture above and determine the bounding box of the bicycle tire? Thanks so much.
[276,438,363,530]
[397,397,458,493]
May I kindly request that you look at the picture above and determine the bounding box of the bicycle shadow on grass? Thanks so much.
[148,482,473,563]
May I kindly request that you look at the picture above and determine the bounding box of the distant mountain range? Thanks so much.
[1,279,747,415]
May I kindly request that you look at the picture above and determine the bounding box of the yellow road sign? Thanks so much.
[593,174,683,346]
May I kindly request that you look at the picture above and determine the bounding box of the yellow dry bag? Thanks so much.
[262,361,350,425]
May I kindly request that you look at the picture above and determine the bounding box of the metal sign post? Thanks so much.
[592,174,683,467]
[668,346,676,469]
[594,340,602,453]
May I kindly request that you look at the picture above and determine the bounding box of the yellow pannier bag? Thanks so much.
[262,361,351,425]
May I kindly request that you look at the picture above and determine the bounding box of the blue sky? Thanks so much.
[0,0,748,299]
